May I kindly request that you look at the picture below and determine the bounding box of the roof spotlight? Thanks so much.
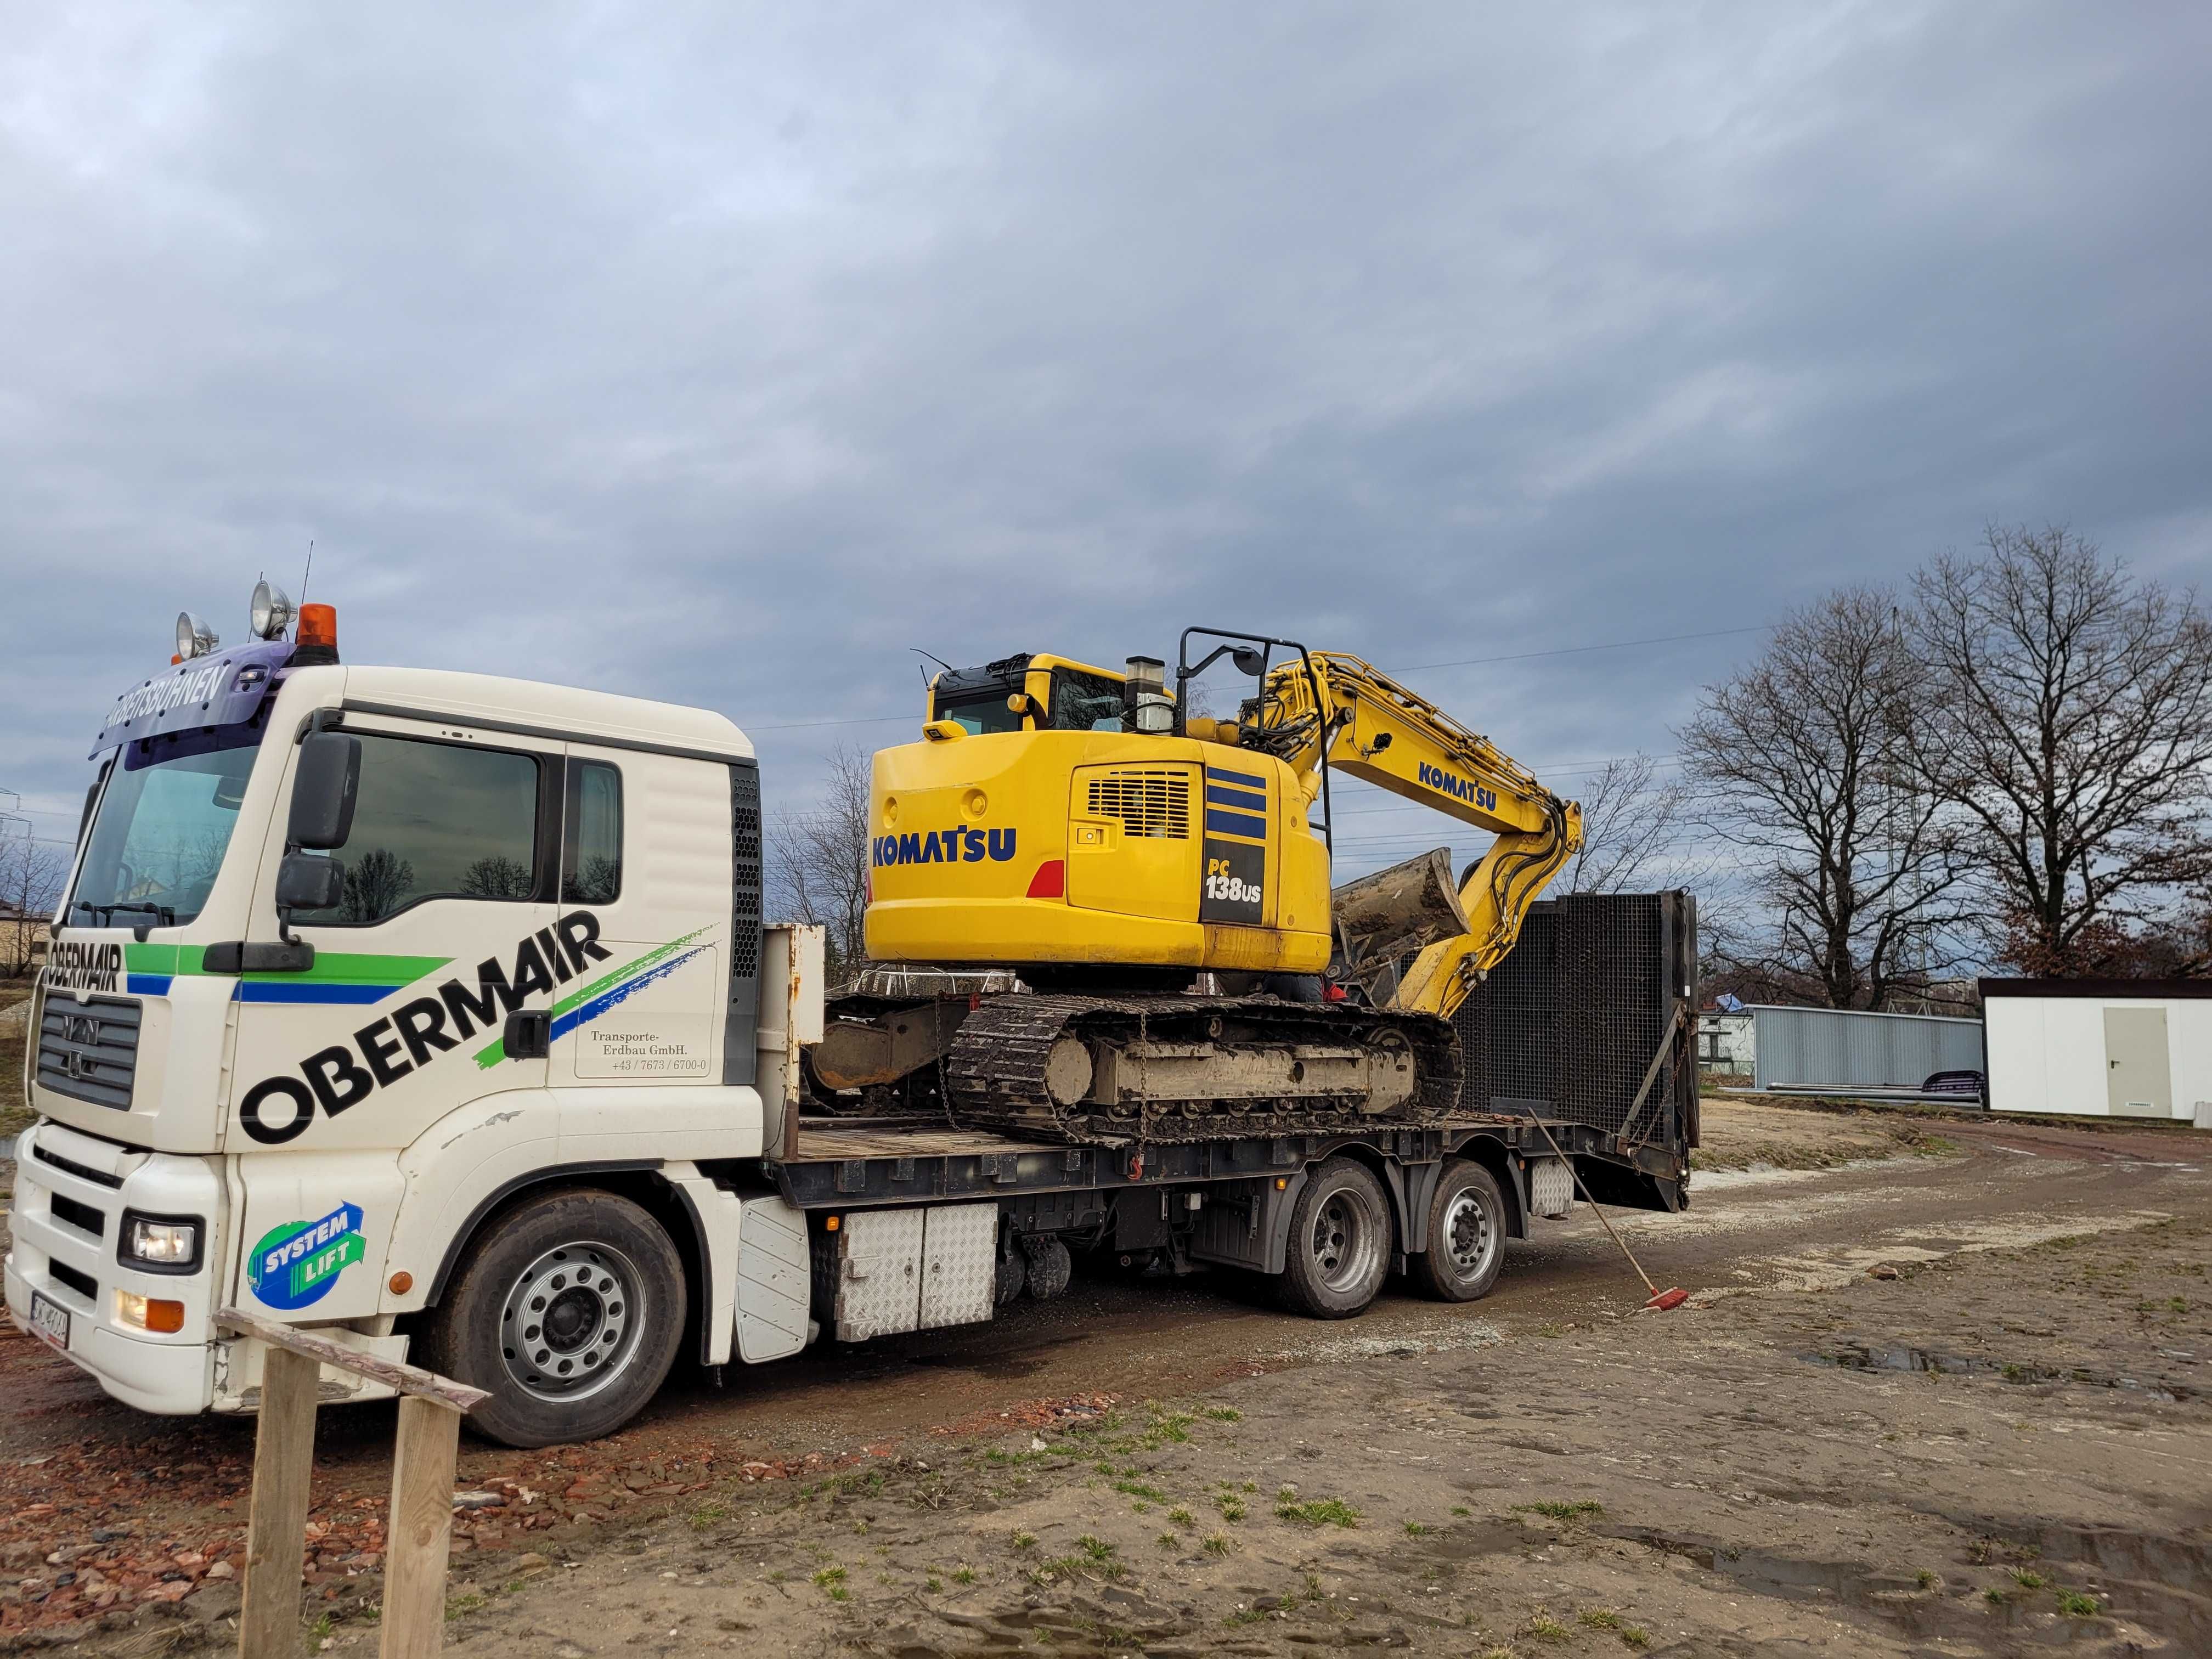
[250,579,297,641]
[175,611,219,661]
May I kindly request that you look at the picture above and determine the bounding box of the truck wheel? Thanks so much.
[422,1188,687,1448]
[1413,1160,1506,1302]
[1277,1156,1392,1318]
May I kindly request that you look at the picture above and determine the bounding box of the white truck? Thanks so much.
[8,587,1696,1447]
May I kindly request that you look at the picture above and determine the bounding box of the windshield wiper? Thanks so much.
[73,901,176,942]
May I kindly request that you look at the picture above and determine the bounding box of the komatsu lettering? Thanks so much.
[1417,761,1497,812]
[870,827,1017,867]
[235,910,613,1145]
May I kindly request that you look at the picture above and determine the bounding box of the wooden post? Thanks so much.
[379,1395,462,1659]
[238,1346,319,1659]
[212,1310,487,1659]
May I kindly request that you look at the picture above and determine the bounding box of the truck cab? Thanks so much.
[8,598,821,1445]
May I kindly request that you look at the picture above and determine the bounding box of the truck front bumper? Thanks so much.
[3,1121,220,1415]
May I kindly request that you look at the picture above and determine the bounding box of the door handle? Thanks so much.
[504,1010,551,1059]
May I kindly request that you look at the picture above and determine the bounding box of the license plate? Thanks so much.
[27,1292,70,1351]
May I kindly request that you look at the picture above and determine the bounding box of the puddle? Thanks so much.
[1804,1342,2192,1401]
[1612,1528,2121,1644]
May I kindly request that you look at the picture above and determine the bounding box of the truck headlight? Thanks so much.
[120,1212,202,1272]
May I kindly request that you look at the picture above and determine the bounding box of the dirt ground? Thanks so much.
[2,1099,2207,1656]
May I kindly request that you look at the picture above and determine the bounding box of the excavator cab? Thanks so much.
[865,648,1336,978]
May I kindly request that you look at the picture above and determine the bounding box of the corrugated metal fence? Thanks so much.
[1751,1005,1983,1092]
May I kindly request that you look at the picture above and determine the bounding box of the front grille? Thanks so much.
[33,1144,123,1189]
[1087,768,1192,839]
[1454,891,1695,1143]
[48,1260,97,1302]
[36,996,142,1111]
[50,1193,106,1239]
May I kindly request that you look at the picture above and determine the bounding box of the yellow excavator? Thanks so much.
[815,629,1581,1144]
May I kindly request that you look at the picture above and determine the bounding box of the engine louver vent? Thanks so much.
[1087,769,1192,839]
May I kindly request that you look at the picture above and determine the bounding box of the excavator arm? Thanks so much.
[1245,651,1582,1020]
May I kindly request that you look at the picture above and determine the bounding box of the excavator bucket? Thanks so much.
[1330,849,1470,1008]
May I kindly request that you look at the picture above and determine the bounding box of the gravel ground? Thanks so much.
[0,1099,2204,1655]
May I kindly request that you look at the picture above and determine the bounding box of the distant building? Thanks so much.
[1697,1008,1755,1075]
[1982,979,2211,1128]
[0,900,49,979]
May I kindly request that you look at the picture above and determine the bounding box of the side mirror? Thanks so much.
[289,731,360,850]
[275,853,345,913]
[1230,647,1267,677]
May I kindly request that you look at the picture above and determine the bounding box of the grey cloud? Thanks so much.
[2,2,2207,877]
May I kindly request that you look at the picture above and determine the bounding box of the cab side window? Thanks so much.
[1051,670,1124,732]
[562,761,623,904]
[294,733,541,926]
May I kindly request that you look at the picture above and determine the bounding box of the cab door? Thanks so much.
[548,742,729,1091]
[225,712,563,1160]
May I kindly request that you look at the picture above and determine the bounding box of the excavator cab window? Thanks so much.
[1049,669,1124,732]
[936,687,1030,735]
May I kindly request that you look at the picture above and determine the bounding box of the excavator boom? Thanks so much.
[1247,651,1581,1020]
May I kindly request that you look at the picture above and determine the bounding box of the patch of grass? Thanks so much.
[1114,1478,1167,1502]
[851,1519,870,1536]
[1203,1533,1231,1557]
[764,1570,787,1584]
[1076,1534,1116,1562]
[924,1574,941,1594]
[1403,1520,1431,1537]
[2056,1589,2102,1616]
[1983,1586,2007,1606]
[1578,1608,1622,1629]
[812,1565,848,1601]
[1215,1493,1248,1522]
[1620,1626,1650,1650]
[1167,1506,1195,1528]
[1451,1505,1471,1517]
[1912,1133,1961,1156]
[444,1592,484,1621]
[1527,1610,1572,1643]
[1009,1531,1037,1551]
[1536,1321,1567,1339]
[1204,1405,1243,1421]
[1156,1531,1178,1549]
[1515,1499,1604,1522]
[310,1612,335,1642]
[2009,1567,2046,1589]
[1276,1496,1362,1528]
[1223,1607,1267,1628]
[689,1501,729,1530]
[951,1566,977,1585]
[1915,1569,1940,1589]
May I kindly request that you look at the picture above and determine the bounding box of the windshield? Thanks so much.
[69,727,265,929]
[937,687,1027,735]
[938,669,1127,735]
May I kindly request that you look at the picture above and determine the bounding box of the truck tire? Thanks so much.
[421,1188,688,1448]
[1276,1156,1392,1318]
[1412,1159,1506,1302]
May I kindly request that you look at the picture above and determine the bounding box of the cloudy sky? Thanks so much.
[3,2,2207,882]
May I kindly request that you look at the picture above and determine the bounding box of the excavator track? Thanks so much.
[938,992,1459,1147]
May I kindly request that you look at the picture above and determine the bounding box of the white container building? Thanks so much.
[1981,979,2212,1128]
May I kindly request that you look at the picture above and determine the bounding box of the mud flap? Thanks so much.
[1187,1173,1308,1275]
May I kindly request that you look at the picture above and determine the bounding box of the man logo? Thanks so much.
[62,1014,99,1046]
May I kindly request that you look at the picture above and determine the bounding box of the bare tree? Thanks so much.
[1679,586,1965,1009]
[768,743,873,978]
[1559,753,1702,894]
[0,834,69,978]
[1910,524,2212,975]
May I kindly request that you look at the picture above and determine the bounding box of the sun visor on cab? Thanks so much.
[89,639,301,759]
